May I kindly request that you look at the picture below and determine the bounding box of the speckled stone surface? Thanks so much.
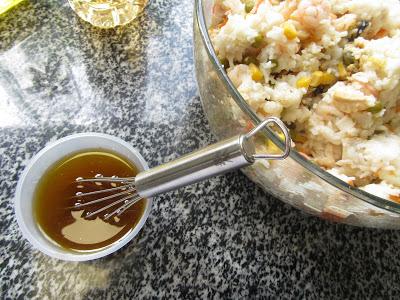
[1,0,400,299]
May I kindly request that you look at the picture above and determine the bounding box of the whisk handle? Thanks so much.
[135,135,253,197]
[135,117,290,198]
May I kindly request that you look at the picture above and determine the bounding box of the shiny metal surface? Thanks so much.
[135,135,252,197]
[244,117,291,160]
[74,117,291,216]
[135,117,290,198]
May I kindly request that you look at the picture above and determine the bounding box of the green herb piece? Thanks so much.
[367,102,383,113]
[244,0,255,13]
[270,59,278,72]
[252,34,265,48]
[343,51,355,66]
[244,56,258,65]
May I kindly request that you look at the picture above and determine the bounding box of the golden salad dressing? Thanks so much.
[34,150,145,252]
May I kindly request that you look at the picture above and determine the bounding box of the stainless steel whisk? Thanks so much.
[73,117,291,220]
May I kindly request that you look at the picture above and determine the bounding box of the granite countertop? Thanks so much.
[1,0,400,298]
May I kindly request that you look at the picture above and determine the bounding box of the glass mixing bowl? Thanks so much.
[193,0,400,229]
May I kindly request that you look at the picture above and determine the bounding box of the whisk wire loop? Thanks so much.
[74,186,136,208]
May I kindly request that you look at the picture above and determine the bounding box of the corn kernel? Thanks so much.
[368,57,385,69]
[249,63,264,82]
[320,72,337,85]
[310,71,323,87]
[266,132,285,154]
[283,22,297,40]
[338,62,347,79]
[296,76,312,88]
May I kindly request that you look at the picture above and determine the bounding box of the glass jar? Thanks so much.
[68,0,148,28]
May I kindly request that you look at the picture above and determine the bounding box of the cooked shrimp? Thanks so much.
[333,13,357,32]
[212,3,227,27]
[292,0,331,30]
[280,0,299,20]
[360,83,379,98]
[351,79,379,98]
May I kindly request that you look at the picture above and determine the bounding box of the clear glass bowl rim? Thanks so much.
[194,0,400,214]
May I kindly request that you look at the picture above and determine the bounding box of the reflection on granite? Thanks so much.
[1,0,400,299]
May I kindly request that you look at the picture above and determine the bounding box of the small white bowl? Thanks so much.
[14,133,152,261]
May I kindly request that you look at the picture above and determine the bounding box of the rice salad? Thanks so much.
[209,0,400,203]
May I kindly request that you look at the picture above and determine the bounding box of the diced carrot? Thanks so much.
[218,15,228,28]
[374,28,388,39]
[389,194,400,203]
[245,120,255,131]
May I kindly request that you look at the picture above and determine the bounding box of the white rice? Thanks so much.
[210,0,400,202]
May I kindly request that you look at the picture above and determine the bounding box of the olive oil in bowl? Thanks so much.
[34,150,145,252]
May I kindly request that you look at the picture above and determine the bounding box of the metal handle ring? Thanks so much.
[243,117,291,160]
